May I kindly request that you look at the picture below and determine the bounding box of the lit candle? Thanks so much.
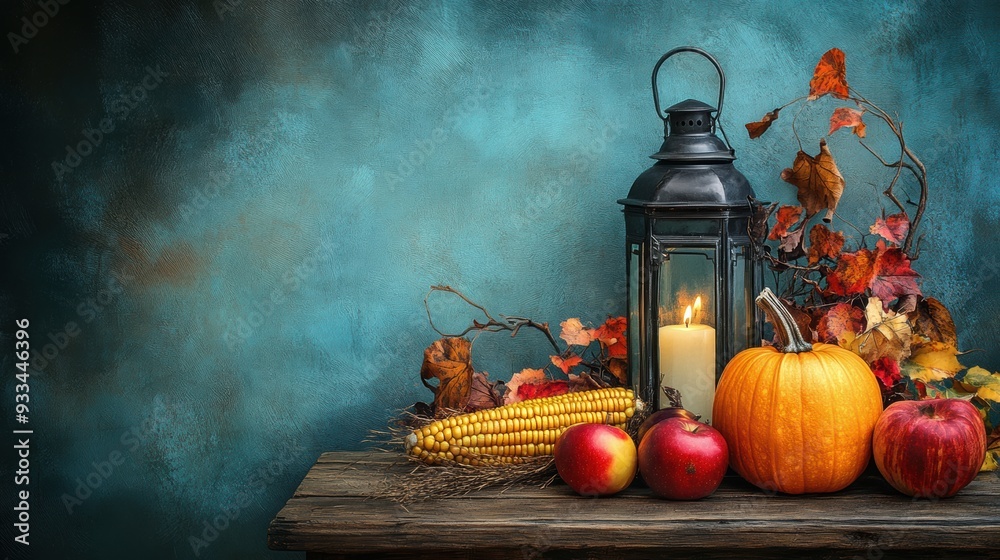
[657,302,717,423]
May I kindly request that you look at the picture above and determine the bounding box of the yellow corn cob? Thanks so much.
[404,387,637,466]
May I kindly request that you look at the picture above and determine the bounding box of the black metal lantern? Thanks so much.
[619,47,762,423]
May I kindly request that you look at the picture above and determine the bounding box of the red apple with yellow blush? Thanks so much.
[554,424,637,496]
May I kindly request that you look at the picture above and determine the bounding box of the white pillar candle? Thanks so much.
[658,305,716,423]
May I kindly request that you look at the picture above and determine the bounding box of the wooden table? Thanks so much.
[268,451,1000,559]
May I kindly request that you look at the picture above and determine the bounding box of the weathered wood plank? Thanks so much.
[269,451,1000,558]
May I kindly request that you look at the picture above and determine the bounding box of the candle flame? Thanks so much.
[693,296,702,314]
[683,305,692,328]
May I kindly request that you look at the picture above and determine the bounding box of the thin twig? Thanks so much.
[424,285,562,354]
[777,95,810,112]
[850,88,928,258]
[858,140,907,214]
[830,210,868,241]
[791,100,809,152]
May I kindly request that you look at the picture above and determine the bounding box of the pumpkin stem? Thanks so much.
[755,288,813,353]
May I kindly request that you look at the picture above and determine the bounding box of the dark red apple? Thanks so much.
[554,424,637,496]
[638,417,728,500]
[873,398,986,498]
[636,407,699,443]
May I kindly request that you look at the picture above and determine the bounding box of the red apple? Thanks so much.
[554,424,637,496]
[638,418,728,500]
[636,407,699,443]
[873,398,987,498]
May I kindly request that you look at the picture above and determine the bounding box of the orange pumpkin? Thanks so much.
[712,288,883,494]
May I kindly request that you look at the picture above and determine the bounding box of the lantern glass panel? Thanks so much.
[656,247,717,419]
[731,244,751,352]
[627,243,641,379]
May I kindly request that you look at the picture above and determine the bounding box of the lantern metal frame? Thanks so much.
[619,47,764,410]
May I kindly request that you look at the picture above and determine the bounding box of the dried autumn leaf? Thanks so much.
[908,297,958,347]
[901,341,965,383]
[594,316,627,359]
[825,248,876,297]
[778,227,806,261]
[559,318,594,346]
[768,205,803,241]
[896,294,918,315]
[983,440,1000,472]
[551,353,583,374]
[781,139,845,222]
[567,373,601,392]
[420,337,475,412]
[746,108,781,139]
[604,358,628,385]
[828,107,866,138]
[870,212,910,245]
[785,302,817,343]
[870,243,921,305]
[964,366,1000,403]
[467,371,502,411]
[504,368,547,404]
[809,48,849,100]
[842,297,912,364]
[750,198,777,242]
[816,302,864,344]
[807,223,845,265]
[871,357,902,391]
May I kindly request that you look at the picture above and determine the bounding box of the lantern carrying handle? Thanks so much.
[651,46,726,125]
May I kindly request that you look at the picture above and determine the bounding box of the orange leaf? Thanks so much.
[807,223,845,265]
[825,248,877,297]
[870,243,921,305]
[809,48,849,100]
[420,337,475,412]
[551,354,583,374]
[559,318,594,346]
[594,316,627,359]
[767,205,803,241]
[828,107,866,138]
[870,212,910,245]
[745,108,780,139]
[780,139,845,222]
[816,302,864,344]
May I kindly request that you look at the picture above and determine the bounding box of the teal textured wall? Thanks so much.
[1,0,998,558]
